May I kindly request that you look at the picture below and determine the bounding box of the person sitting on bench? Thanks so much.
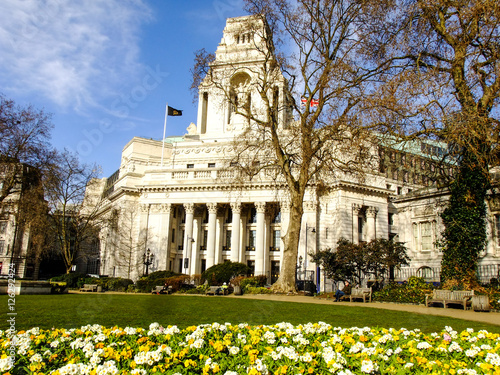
[334,281,351,302]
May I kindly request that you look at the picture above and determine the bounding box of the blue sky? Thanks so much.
[0,0,247,177]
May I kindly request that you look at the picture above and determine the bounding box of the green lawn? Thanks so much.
[2,294,499,333]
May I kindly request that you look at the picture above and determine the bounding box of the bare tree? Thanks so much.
[45,150,103,274]
[0,94,55,203]
[105,207,146,279]
[363,0,500,283]
[193,1,383,292]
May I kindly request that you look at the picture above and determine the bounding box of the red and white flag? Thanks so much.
[301,97,319,107]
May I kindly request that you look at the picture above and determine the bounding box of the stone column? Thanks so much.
[230,202,242,263]
[366,207,378,242]
[352,204,362,244]
[159,203,172,271]
[183,203,194,275]
[255,202,266,276]
[138,204,151,279]
[303,201,317,270]
[215,214,223,264]
[191,216,200,275]
[206,203,218,268]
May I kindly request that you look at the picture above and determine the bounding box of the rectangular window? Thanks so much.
[201,230,208,250]
[0,240,4,254]
[388,213,394,226]
[271,230,280,251]
[271,260,280,283]
[249,207,257,223]
[201,259,206,273]
[421,222,432,251]
[247,260,255,276]
[358,217,363,242]
[171,228,175,242]
[496,215,500,246]
[187,164,194,169]
[412,223,419,251]
[208,163,216,168]
[225,230,231,250]
[247,230,256,250]
[0,221,7,234]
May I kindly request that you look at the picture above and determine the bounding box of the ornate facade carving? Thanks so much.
[207,202,218,214]
[184,203,195,215]
[255,201,267,213]
[366,207,379,218]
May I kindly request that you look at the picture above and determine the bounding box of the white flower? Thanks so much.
[417,342,433,350]
[458,369,478,375]
[50,340,60,348]
[360,359,378,374]
[0,357,14,372]
[404,363,414,369]
[448,342,463,353]
[30,353,43,362]
[229,346,240,355]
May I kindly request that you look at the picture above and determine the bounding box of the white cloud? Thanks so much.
[0,0,152,113]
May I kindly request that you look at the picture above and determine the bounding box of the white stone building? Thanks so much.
[92,16,500,286]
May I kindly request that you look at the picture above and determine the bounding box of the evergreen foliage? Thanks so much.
[201,261,250,286]
[440,152,489,285]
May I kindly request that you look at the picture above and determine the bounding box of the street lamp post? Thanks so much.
[143,248,154,276]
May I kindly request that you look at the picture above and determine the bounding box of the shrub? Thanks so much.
[50,273,86,288]
[104,278,134,292]
[146,270,179,280]
[201,262,250,286]
[136,275,190,293]
[373,277,435,304]
[240,275,267,292]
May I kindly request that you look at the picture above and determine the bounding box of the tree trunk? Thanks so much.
[271,201,303,293]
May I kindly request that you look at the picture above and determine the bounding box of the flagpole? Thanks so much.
[161,103,168,168]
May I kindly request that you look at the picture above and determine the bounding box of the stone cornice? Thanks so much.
[138,181,289,193]
[106,186,141,201]
[328,181,391,198]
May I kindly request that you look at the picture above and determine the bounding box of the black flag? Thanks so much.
[167,106,182,116]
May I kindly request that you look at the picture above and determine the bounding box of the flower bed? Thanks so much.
[1,323,499,374]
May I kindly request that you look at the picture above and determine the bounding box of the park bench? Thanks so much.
[80,284,98,292]
[152,286,173,294]
[349,287,372,303]
[205,286,221,295]
[425,289,474,310]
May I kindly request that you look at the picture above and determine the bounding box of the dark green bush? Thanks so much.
[201,262,250,286]
[50,273,86,288]
[103,277,134,292]
[136,275,189,293]
[146,270,179,280]
[373,277,435,304]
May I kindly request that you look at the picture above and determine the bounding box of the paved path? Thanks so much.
[225,293,500,326]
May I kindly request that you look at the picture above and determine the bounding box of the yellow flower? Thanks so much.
[184,359,197,368]
[248,349,259,363]
[276,365,288,374]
